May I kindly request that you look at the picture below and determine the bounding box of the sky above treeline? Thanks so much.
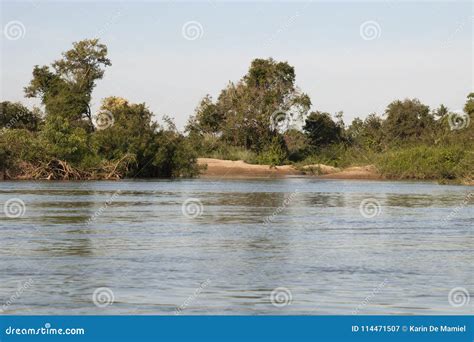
[1,0,472,129]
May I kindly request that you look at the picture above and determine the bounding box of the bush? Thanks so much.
[376,145,473,180]
[256,136,288,166]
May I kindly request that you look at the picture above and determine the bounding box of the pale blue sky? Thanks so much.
[1,1,472,129]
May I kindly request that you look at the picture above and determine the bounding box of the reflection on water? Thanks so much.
[0,179,472,315]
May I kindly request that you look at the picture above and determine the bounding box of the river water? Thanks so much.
[0,179,472,315]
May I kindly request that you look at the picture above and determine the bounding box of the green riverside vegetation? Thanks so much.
[1,39,473,183]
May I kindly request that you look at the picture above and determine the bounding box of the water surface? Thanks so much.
[0,179,472,315]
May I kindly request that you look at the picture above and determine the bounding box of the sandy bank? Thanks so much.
[197,158,303,178]
[197,158,381,180]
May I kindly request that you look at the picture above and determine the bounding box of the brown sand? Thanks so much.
[198,158,303,178]
[198,158,381,180]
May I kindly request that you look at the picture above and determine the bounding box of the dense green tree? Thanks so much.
[23,39,111,163]
[188,58,311,154]
[303,111,342,148]
[284,129,310,161]
[0,101,42,130]
[347,113,384,151]
[188,95,223,136]
[464,93,474,118]
[383,99,434,142]
[94,97,198,177]
[25,39,111,130]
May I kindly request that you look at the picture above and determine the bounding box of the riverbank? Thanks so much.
[1,158,471,184]
[197,158,382,180]
[197,158,474,184]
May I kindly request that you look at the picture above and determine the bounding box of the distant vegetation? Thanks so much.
[1,39,198,179]
[1,39,473,182]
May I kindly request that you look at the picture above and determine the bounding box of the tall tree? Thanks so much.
[383,98,433,142]
[25,39,111,130]
[187,58,311,152]
[303,111,342,147]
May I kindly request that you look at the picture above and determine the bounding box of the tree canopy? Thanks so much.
[1,39,472,182]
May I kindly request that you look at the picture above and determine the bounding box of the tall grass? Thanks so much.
[375,145,473,181]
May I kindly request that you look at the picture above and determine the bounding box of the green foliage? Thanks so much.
[464,93,474,117]
[347,114,384,151]
[93,97,198,178]
[303,111,342,148]
[1,40,197,179]
[2,39,473,182]
[383,98,434,142]
[256,135,289,166]
[25,39,111,130]
[187,58,311,152]
[40,114,91,163]
[0,129,46,173]
[0,101,42,131]
[376,145,473,180]
[284,129,310,161]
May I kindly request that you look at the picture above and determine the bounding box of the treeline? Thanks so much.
[0,39,198,179]
[1,39,473,182]
[186,57,473,182]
